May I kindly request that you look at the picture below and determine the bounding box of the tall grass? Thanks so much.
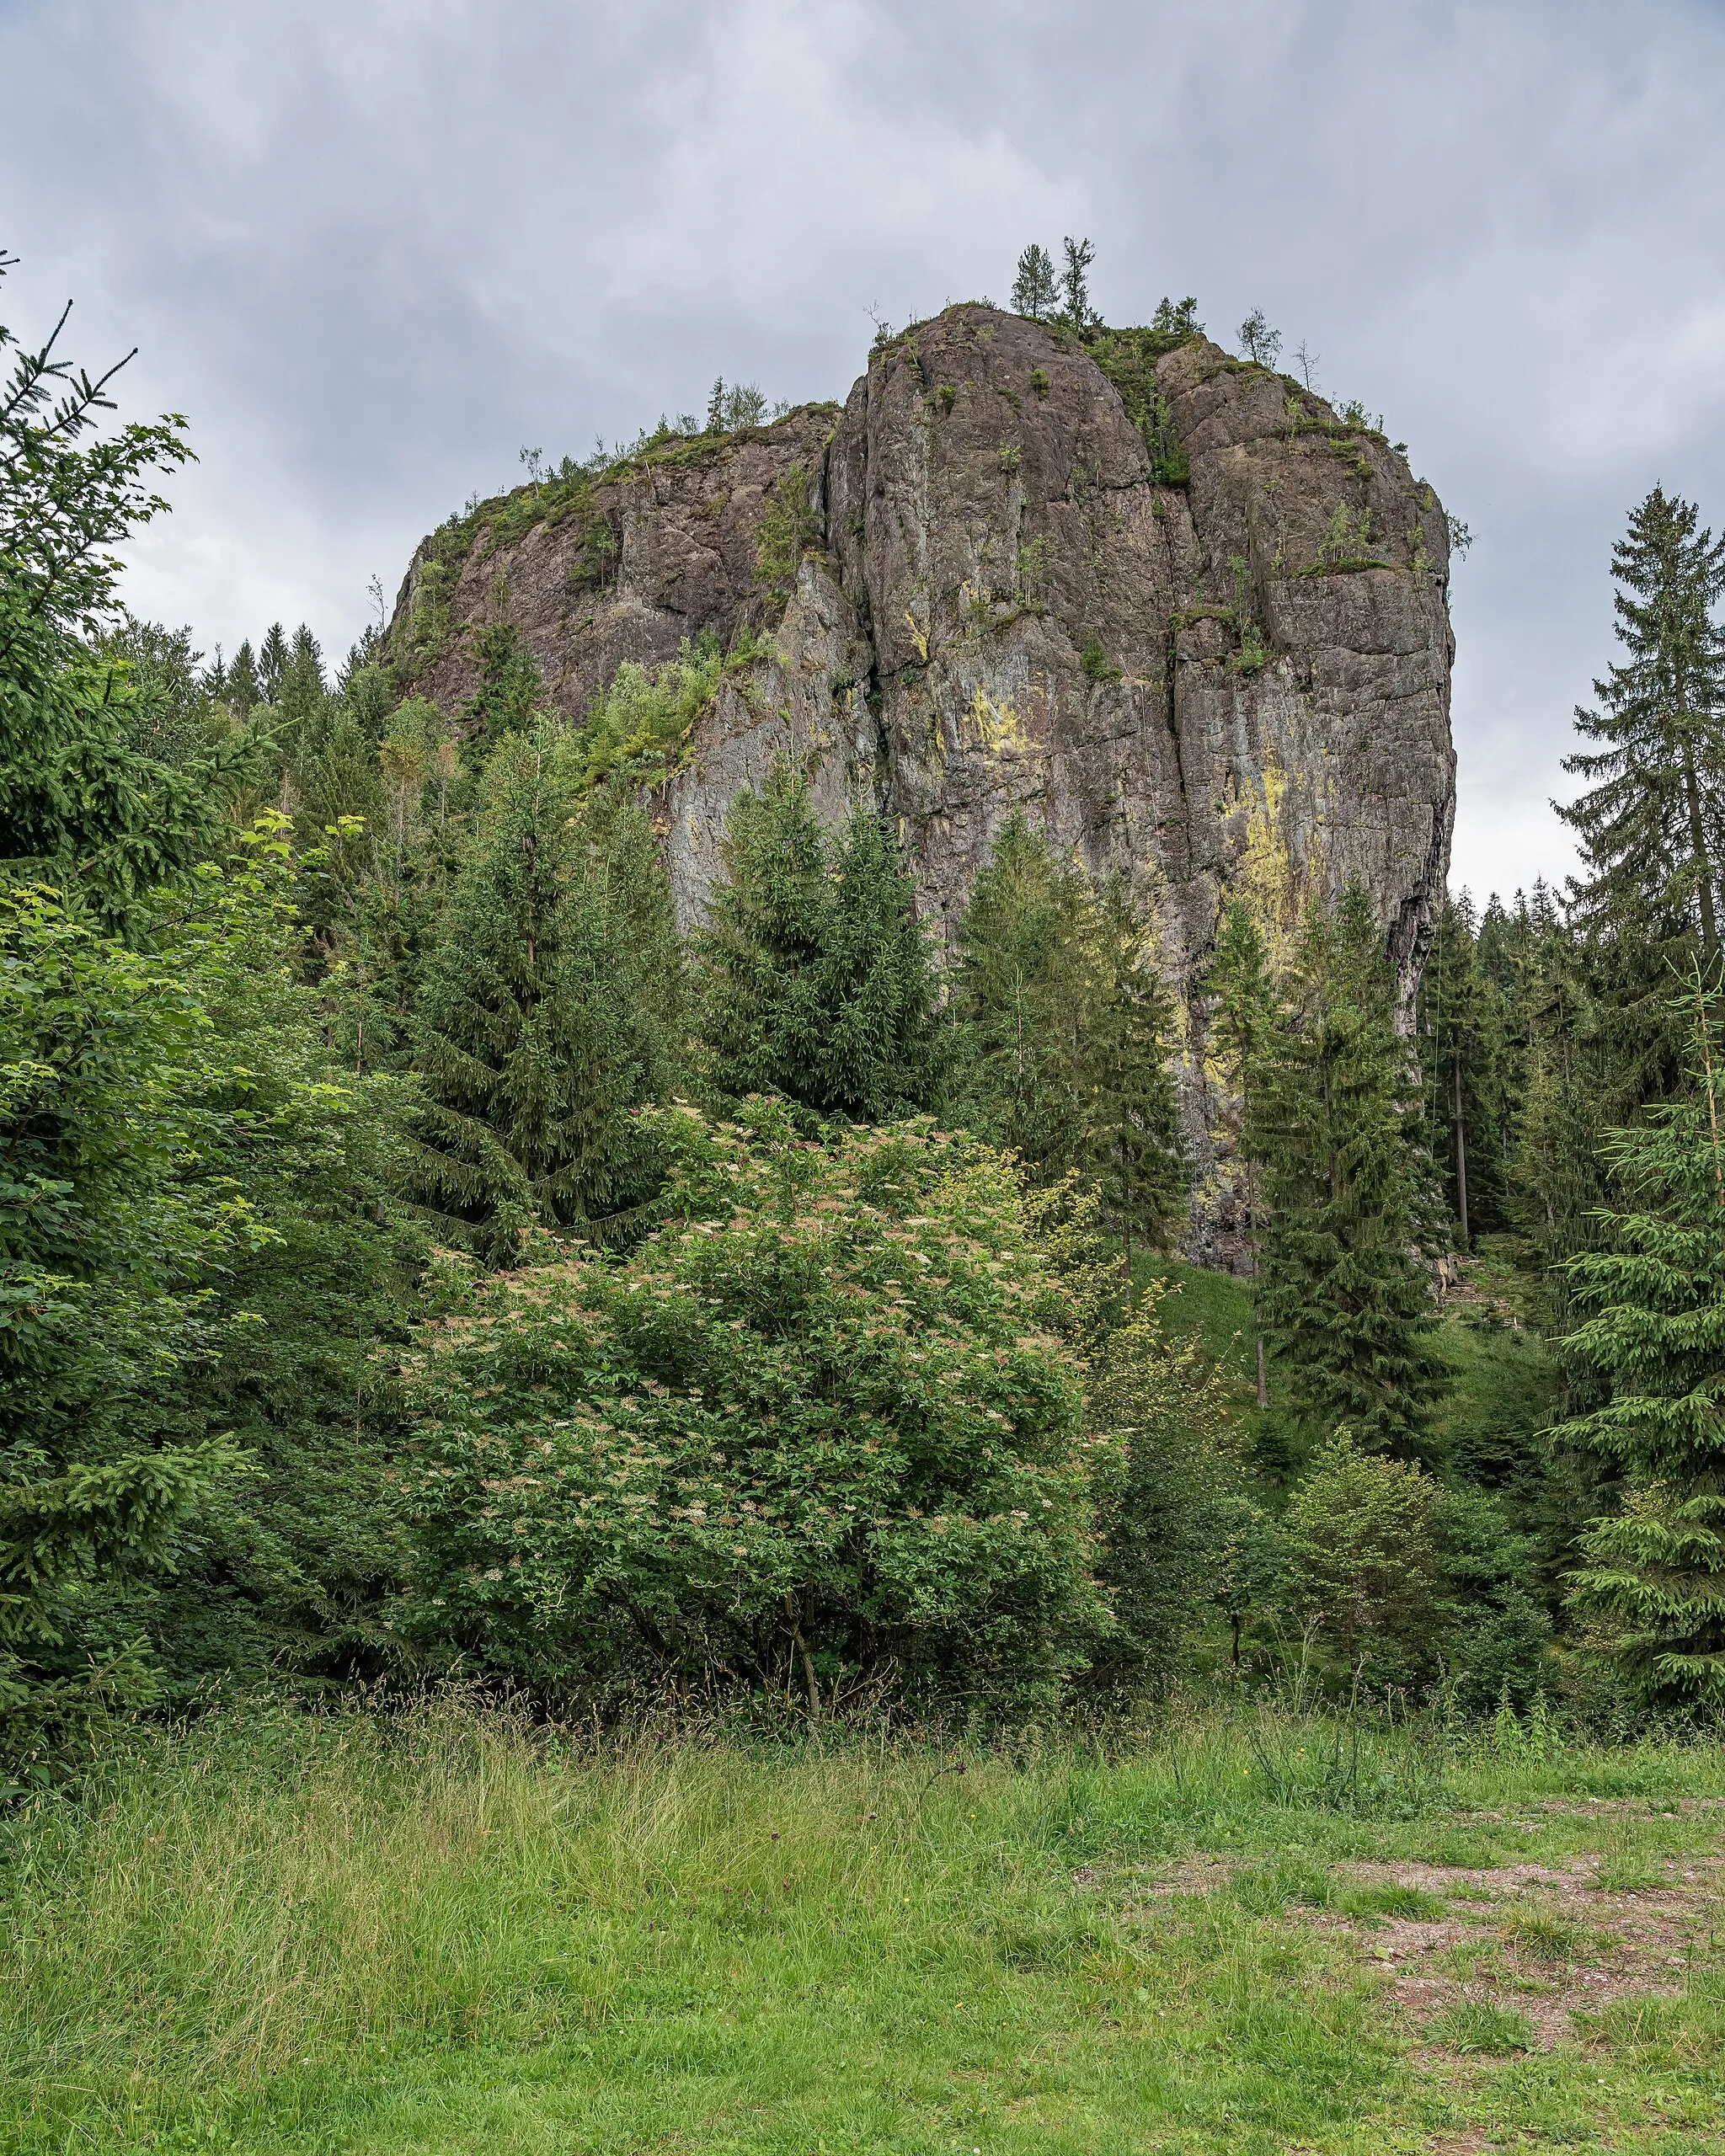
[3,1700,1722,2153]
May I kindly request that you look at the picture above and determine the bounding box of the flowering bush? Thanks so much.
[398,1104,1106,1714]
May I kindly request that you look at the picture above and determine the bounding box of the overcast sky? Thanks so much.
[5,0,1724,902]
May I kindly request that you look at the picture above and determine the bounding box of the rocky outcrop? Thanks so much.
[387,307,1456,1260]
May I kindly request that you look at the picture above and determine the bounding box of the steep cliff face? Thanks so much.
[388,306,1456,1257]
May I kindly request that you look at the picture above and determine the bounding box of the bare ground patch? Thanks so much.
[1330,1853,1722,2052]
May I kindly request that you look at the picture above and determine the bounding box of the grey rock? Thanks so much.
[386,307,1456,1263]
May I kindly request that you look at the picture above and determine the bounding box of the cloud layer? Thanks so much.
[6,0,1725,899]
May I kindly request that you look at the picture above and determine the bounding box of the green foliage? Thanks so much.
[694,760,945,1123]
[461,621,542,743]
[1416,893,1509,1244]
[1088,1281,1260,1686]
[1059,237,1097,329]
[1081,328,1191,483]
[1560,485,1725,960]
[1151,295,1204,339]
[1252,883,1449,1456]
[0,255,251,928]
[1282,1433,1441,1684]
[1237,307,1282,366]
[1011,243,1058,321]
[953,816,1185,1244]
[1561,966,1725,1701]
[399,1109,1105,1712]
[407,729,683,1263]
[0,823,375,1745]
[571,629,750,795]
[1434,1484,1551,1715]
[1087,878,1188,1257]
[752,464,821,618]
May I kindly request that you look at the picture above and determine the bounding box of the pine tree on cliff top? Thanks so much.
[1252,882,1448,1456]
[1563,962,1725,1703]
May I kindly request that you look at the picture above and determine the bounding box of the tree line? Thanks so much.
[5,256,1725,1764]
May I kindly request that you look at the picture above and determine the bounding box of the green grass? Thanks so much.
[4,1705,1724,2153]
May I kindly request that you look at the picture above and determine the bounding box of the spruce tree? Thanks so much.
[258,622,290,705]
[223,638,263,717]
[953,813,1098,1173]
[1562,963,1725,1703]
[408,732,681,1261]
[1251,882,1448,1456]
[462,622,542,742]
[953,818,1184,1235]
[694,760,943,1119]
[1060,237,1097,328]
[1206,898,1278,1401]
[1560,487,1725,961]
[1087,873,1186,1259]
[1416,893,1509,1246]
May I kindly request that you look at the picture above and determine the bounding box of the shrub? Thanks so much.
[398,1106,1106,1715]
[1281,1433,1441,1686]
[574,630,758,793]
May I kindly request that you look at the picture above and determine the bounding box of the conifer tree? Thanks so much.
[1011,244,1058,321]
[954,818,1184,1238]
[694,761,943,1119]
[258,622,290,705]
[462,622,542,742]
[1561,487,1725,961]
[1087,873,1186,1259]
[953,813,1099,1173]
[1251,882,1448,1455]
[408,732,681,1261]
[1562,963,1725,1703]
[1060,237,1097,328]
[1206,898,1278,1401]
[223,638,263,717]
[1416,893,1509,1246]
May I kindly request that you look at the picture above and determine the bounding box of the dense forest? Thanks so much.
[5,245,1725,1781]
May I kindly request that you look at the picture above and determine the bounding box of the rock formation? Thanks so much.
[388,305,1456,1258]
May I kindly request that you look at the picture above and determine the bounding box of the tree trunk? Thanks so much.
[1681,740,1719,961]
[1452,1050,1470,1248]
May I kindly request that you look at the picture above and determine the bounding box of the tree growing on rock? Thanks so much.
[1011,243,1058,321]
[1060,237,1097,328]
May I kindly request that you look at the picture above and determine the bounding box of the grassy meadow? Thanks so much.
[4,1703,1724,2155]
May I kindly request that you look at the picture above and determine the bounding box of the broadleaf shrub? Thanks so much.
[398,1104,1106,1714]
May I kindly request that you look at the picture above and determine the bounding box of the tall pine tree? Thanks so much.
[1562,963,1725,1704]
[694,760,943,1120]
[1087,873,1186,1260]
[1561,488,1725,961]
[1206,898,1278,1401]
[408,731,682,1261]
[1252,882,1448,1456]
[953,813,1100,1173]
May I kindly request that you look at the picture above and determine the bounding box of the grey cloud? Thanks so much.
[5,0,1725,898]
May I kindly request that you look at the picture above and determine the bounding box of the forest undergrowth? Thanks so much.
[4,1696,1723,2155]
